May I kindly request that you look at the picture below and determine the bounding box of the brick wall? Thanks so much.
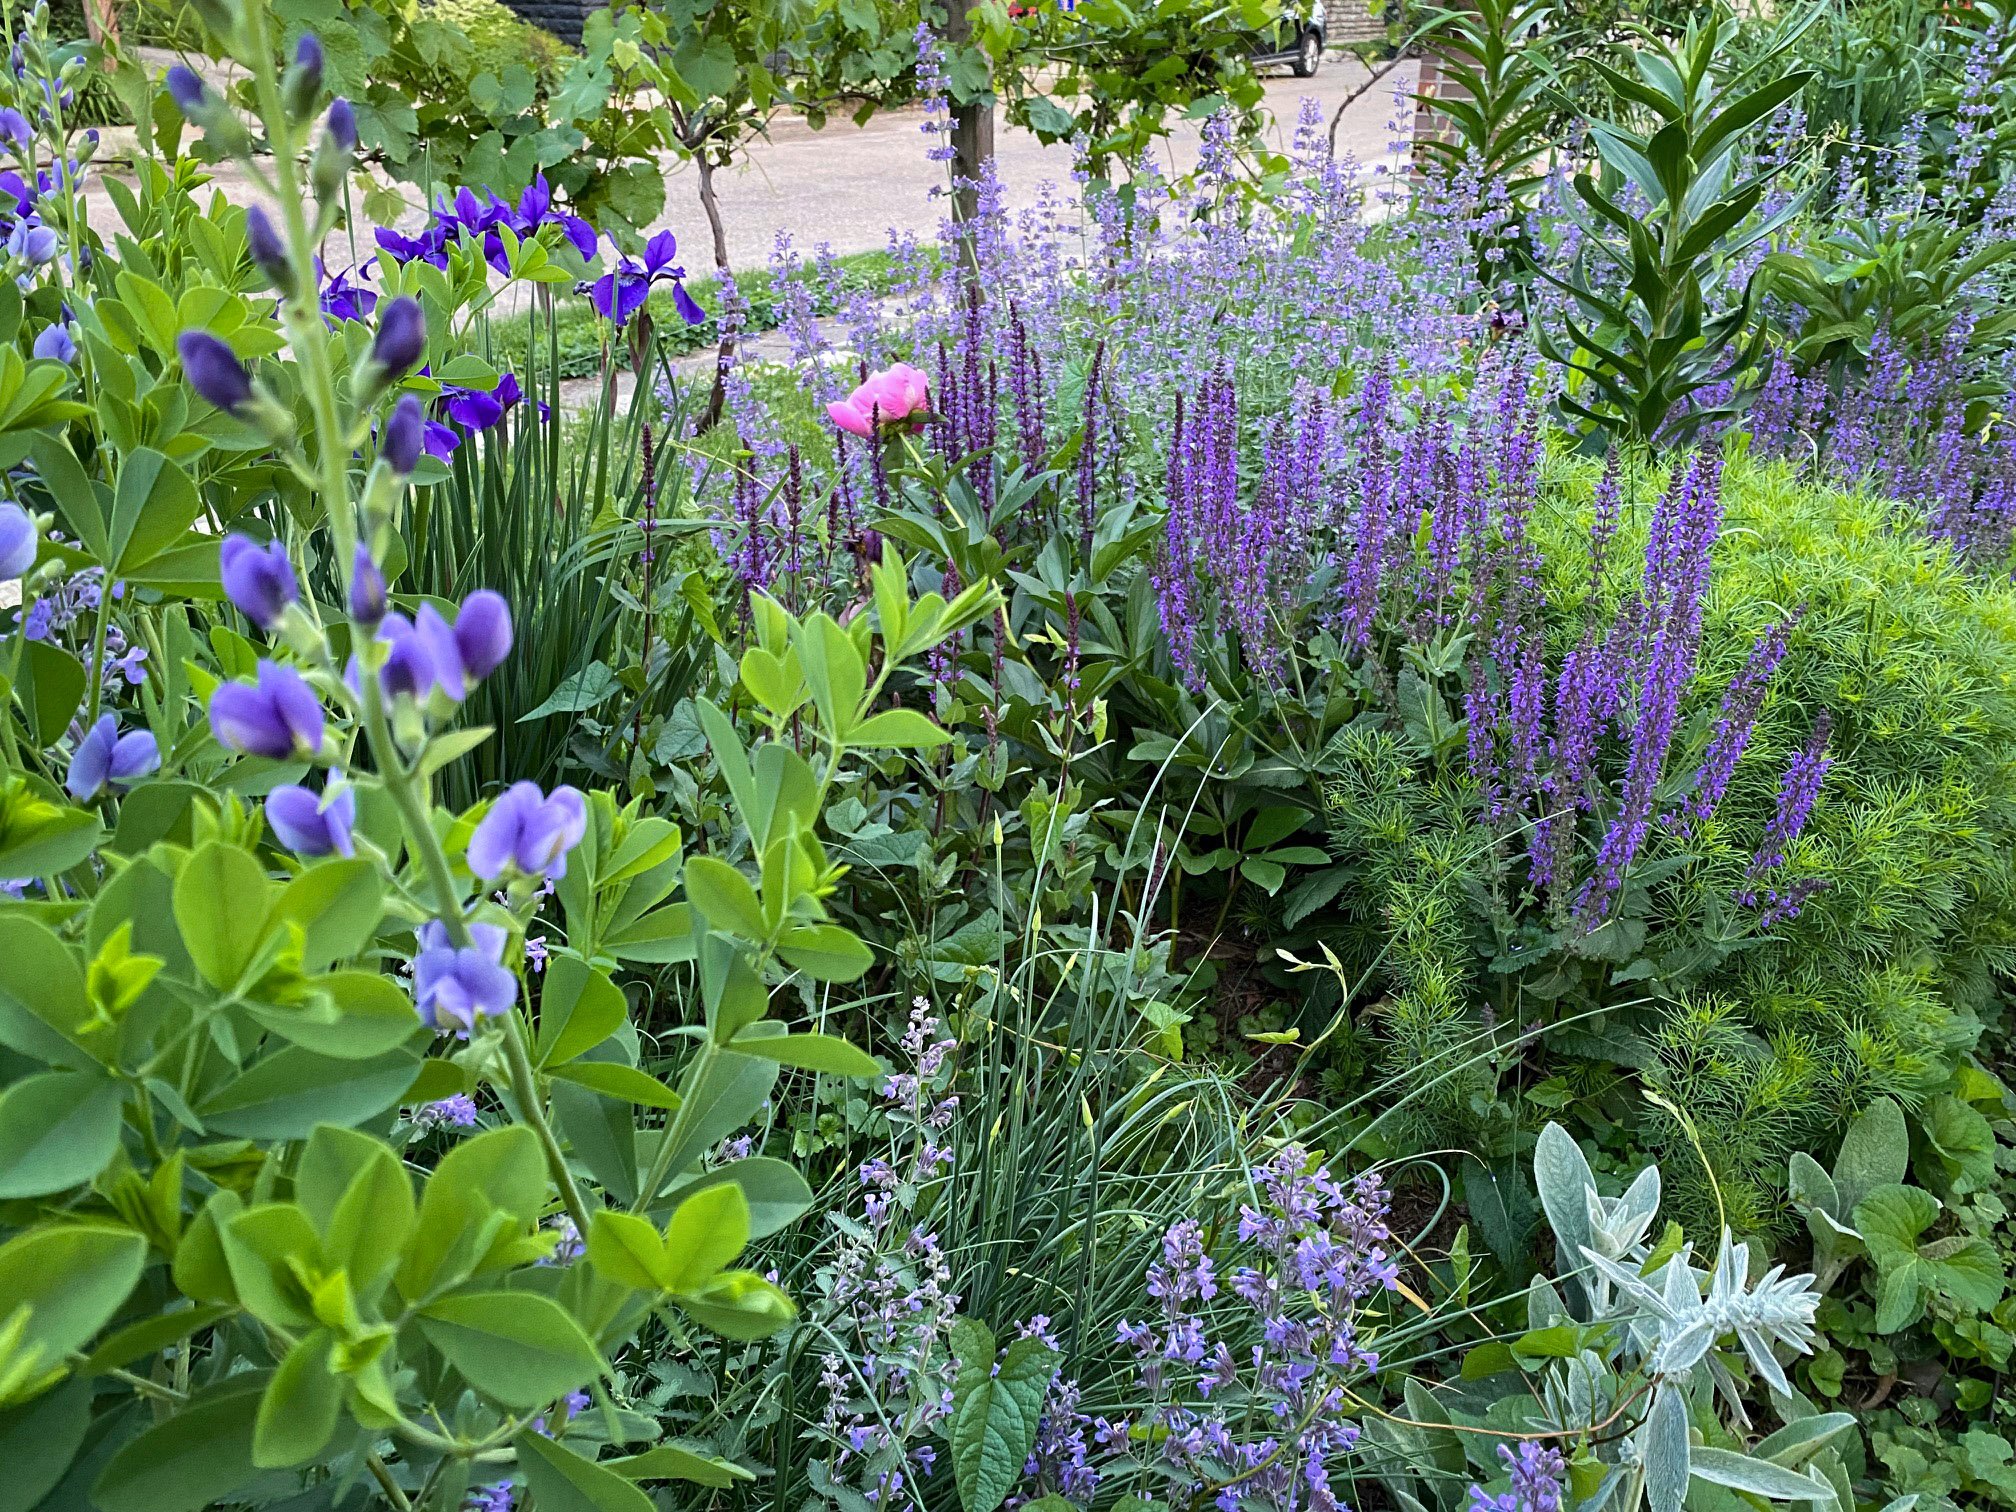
[1324,0,1388,42]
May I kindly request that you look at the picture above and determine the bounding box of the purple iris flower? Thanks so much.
[266,780,356,857]
[413,919,517,1032]
[209,659,324,758]
[66,715,160,800]
[467,781,588,882]
[587,230,706,329]
[434,372,523,439]
[513,174,597,261]
[318,260,377,323]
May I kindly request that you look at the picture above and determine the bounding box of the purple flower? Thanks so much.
[266,780,356,857]
[0,106,29,154]
[209,659,324,758]
[412,1093,480,1130]
[289,33,325,99]
[32,321,74,363]
[381,393,425,474]
[468,782,588,882]
[219,533,299,629]
[350,544,387,626]
[587,230,705,328]
[412,919,516,1032]
[1742,711,1834,898]
[453,590,513,679]
[369,296,426,377]
[177,330,253,414]
[0,500,35,577]
[244,205,290,290]
[319,261,377,324]
[324,98,357,153]
[8,221,57,266]
[164,65,209,117]
[66,715,160,800]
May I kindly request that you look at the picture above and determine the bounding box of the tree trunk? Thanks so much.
[695,149,734,434]
[82,0,121,54]
[943,0,994,248]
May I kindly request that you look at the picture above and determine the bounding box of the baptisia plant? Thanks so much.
[0,1,994,1507]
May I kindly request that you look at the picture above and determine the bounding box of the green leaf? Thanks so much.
[0,1222,148,1381]
[0,1379,89,1512]
[847,708,951,749]
[521,662,620,721]
[550,1061,683,1110]
[91,1373,267,1512]
[774,925,874,982]
[247,970,423,1060]
[417,1291,607,1410]
[662,1157,814,1240]
[675,1268,798,1340]
[948,1319,1059,1512]
[537,958,628,1066]
[172,841,272,989]
[110,447,203,572]
[253,1330,343,1468]
[1918,1094,1997,1194]
[517,1430,655,1512]
[272,859,384,972]
[1688,1448,1828,1502]
[15,641,85,747]
[199,1047,418,1139]
[1643,1383,1690,1512]
[399,1126,546,1298]
[1838,1101,1909,1214]
[0,1071,127,1198]
[78,1303,234,1377]
[606,1442,755,1487]
[683,855,767,939]
[663,1182,749,1291]
[725,1028,879,1077]
[1855,1184,1939,1267]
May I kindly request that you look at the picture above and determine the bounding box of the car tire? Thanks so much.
[1293,29,1321,76]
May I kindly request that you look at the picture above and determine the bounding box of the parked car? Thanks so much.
[1254,0,1325,76]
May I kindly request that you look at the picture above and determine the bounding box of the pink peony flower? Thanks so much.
[827,362,931,438]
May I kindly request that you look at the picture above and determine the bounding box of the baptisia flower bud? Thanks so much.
[243,204,295,297]
[382,393,424,475]
[177,329,292,441]
[310,98,356,204]
[281,34,324,123]
[349,544,387,627]
[164,63,251,159]
[354,296,424,401]
[177,330,252,414]
[219,533,298,630]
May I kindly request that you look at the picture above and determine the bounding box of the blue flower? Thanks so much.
[66,715,160,800]
[31,321,73,363]
[266,780,356,857]
[412,919,517,1032]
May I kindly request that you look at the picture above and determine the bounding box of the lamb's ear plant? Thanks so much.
[0,3,1000,1508]
[1383,1124,1895,1512]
